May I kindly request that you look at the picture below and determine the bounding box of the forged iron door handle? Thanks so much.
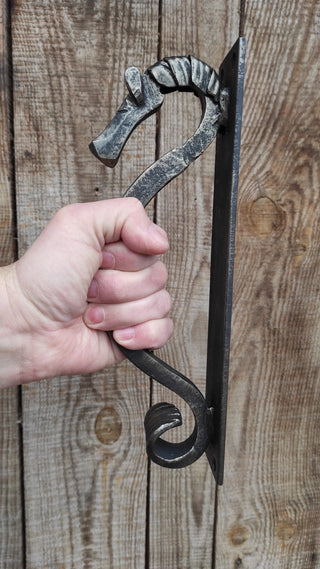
[89,40,246,480]
[90,55,223,469]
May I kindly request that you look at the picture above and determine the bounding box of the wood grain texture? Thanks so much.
[9,0,320,567]
[0,1,14,265]
[12,1,158,567]
[149,2,240,568]
[0,3,23,568]
[214,1,320,567]
[0,388,23,569]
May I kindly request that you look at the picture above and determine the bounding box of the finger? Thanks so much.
[83,289,172,331]
[113,318,174,350]
[101,241,161,271]
[87,261,168,304]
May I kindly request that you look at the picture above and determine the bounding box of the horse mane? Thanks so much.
[147,55,220,102]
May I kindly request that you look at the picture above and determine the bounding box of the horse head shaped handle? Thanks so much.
[90,55,228,468]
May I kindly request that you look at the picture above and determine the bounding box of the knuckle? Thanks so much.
[154,289,172,316]
[105,271,125,302]
[60,202,80,218]
[151,261,168,288]
[52,203,82,226]
[124,196,144,216]
[148,318,173,349]
[51,206,68,225]
[163,290,172,313]
[128,196,143,208]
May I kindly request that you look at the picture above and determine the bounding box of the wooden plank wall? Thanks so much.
[0,2,23,568]
[0,0,318,568]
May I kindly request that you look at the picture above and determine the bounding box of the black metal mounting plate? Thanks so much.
[205,37,246,485]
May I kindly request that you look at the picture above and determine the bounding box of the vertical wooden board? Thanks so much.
[149,2,240,568]
[0,389,23,569]
[0,3,23,568]
[0,1,14,264]
[215,1,320,567]
[12,1,159,567]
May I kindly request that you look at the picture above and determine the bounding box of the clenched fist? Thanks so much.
[0,198,173,387]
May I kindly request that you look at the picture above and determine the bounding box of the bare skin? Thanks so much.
[0,198,173,388]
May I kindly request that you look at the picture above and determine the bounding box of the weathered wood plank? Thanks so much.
[0,389,23,569]
[0,2,23,568]
[0,1,14,263]
[149,2,240,568]
[215,0,320,567]
[12,1,158,567]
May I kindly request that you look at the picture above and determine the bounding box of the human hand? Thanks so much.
[0,198,172,387]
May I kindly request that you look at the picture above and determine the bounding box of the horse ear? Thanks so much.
[125,67,144,105]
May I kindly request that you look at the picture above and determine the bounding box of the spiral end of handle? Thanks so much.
[113,343,210,468]
[144,402,207,468]
[144,402,182,444]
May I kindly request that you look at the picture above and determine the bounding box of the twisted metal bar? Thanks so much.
[90,55,227,468]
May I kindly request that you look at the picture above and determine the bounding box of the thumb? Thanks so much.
[65,198,169,255]
[120,199,169,255]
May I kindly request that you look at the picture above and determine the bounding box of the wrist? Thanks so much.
[0,264,34,387]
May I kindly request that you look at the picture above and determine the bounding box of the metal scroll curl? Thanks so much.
[90,55,227,468]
